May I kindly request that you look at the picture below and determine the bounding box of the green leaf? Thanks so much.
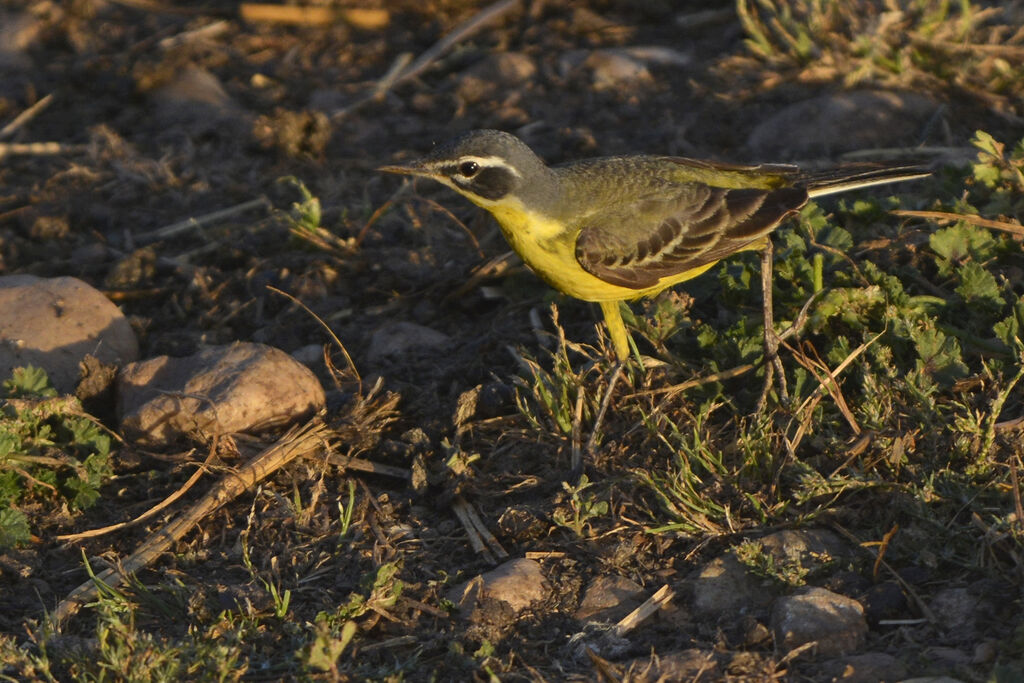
[808,286,886,333]
[0,507,31,548]
[911,324,968,385]
[2,366,56,398]
[971,130,1003,160]
[993,299,1024,351]
[929,224,997,265]
[955,261,1004,309]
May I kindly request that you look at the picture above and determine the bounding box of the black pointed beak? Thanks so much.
[377,161,433,178]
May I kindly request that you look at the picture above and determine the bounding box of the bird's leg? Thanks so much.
[571,301,631,479]
[575,360,625,478]
[757,239,789,411]
[598,300,631,364]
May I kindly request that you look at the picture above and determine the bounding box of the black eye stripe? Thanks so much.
[454,166,516,200]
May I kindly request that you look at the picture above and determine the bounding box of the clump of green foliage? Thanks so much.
[734,0,1024,116]
[0,366,113,548]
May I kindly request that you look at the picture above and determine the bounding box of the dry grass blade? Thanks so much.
[627,363,757,400]
[331,0,522,121]
[451,498,495,563]
[322,453,409,479]
[135,196,271,243]
[238,4,389,29]
[1012,460,1024,535]
[893,209,1024,236]
[613,584,674,637]
[56,443,217,542]
[447,251,520,299]
[784,330,883,453]
[48,419,331,630]
[872,523,900,581]
[0,142,88,160]
[0,94,54,140]
[831,523,937,624]
[266,285,361,385]
[452,496,508,560]
[788,340,860,435]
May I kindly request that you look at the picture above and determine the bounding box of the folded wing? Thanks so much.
[574,184,808,289]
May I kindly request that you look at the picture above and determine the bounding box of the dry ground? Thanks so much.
[2,1,1023,681]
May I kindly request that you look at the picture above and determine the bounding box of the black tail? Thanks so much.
[801,164,931,198]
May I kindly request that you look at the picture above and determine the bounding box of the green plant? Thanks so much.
[734,538,835,587]
[734,0,1024,109]
[0,366,113,548]
[552,474,609,536]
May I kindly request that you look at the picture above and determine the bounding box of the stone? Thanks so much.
[557,47,688,92]
[0,275,139,393]
[930,587,984,641]
[687,553,777,618]
[584,50,654,91]
[446,558,547,615]
[367,321,450,362]
[860,580,907,623]
[290,344,324,367]
[746,90,938,159]
[117,342,325,445]
[820,652,908,682]
[0,11,42,70]
[624,648,722,682]
[758,528,850,566]
[456,52,537,104]
[574,574,646,622]
[771,586,868,658]
[688,528,849,620]
[150,66,246,134]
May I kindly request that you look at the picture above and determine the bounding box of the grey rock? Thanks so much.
[0,275,139,393]
[290,343,324,367]
[688,528,849,620]
[585,50,654,91]
[821,652,908,682]
[746,90,938,159]
[574,574,645,622]
[456,52,537,105]
[921,646,971,667]
[759,528,850,565]
[367,321,450,361]
[117,341,325,445]
[150,66,247,134]
[624,649,722,682]
[0,11,42,69]
[687,552,778,618]
[771,586,868,658]
[446,558,547,615]
[558,47,689,92]
[930,587,984,641]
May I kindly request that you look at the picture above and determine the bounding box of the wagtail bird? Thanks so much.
[379,129,929,374]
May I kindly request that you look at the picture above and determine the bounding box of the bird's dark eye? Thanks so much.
[458,161,480,177]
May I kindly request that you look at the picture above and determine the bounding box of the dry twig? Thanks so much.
[0,94,54,140]
[331,0,522,121]
[49,420,330,629]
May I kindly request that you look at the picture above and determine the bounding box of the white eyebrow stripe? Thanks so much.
[455,155,522,178]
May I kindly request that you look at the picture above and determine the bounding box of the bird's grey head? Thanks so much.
[382,130,552,204]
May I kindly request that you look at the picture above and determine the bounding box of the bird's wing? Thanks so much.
[574,184,808,290]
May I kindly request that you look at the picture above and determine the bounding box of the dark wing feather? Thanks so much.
[575,185,807,290]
